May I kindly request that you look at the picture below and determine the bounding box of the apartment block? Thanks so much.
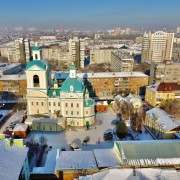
[68,37,85,68]
[111,52,133,72]
[90,49,112,65]
[149,61,180,84]
[142,31,174,63]
[145,83,180,107]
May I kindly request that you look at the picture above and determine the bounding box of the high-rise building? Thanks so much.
[15,38,31,65]
[177,27,180,34]
[68,37,85,69]
[142,31,174,63]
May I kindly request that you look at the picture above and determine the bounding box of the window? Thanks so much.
[43,126,45,130]
[66,111,68,115]
[71,103,73,107]
[31,102,34,105]
[77,111,79,115]
[49,102,51,106]
[37,109,39,113]
[86,111,88,115]
[65,103,68,107]
[36,102,38,106]
[35,54,38,59]
[58,102,60,106]
[77,103,79,108]
[33,75,39,87]
[50,126,52,131]
[41,102,44,106]
[53,102,56,106]
[77,122,79,126]
[70,85,74,91]
[37,126,39,130]
[71,111,73,115]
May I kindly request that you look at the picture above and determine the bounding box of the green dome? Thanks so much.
[60,78,84,93]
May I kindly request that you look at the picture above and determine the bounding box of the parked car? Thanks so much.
[70,143,80,151]
[111,120,120,126]
[103,129,113,141]
[10,120,20,126]
[82,136,90,145]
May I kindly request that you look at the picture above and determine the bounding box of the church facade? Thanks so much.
[26,45,95,127]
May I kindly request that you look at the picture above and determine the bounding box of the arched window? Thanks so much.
[33,75,39,87]
[35,54,38,60]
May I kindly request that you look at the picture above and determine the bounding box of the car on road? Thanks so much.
[82,136,90,145]
[103,129,113,141]
[70,143,80,151]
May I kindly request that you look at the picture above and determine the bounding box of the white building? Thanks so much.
[26,44,95,127]
[142,31,174,63]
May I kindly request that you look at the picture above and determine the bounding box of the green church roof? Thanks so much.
[69,64,76,70]
[32,46,41,51]
[26,60,48,70]
[48,88,60,98]
[54,79,58,84]
[84,99,94,107]
[60,77,84,93]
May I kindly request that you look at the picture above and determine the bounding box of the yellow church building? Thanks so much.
[25,44,95,129]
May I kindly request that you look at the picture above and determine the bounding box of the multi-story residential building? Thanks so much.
[0,38,31,64]
[55,71,149,97]
[142,31,174,63]
[68,37,85,68]
[177,27,180,34]
[145,83,180,107]
[111,52,134,72]
[15,38,31,65]
[26,44,95,127]
[0,74,26,97]
[90,49,112,64]
[145,107,180,139]
[149,61,180,84]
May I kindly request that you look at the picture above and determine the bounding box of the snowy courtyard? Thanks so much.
[27,107,154,151]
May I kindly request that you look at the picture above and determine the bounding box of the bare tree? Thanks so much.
[39,135,47,146]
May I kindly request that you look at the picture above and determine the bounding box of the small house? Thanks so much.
[95,101,108,112]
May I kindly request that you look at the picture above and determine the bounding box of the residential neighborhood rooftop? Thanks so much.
[0,140,28,180]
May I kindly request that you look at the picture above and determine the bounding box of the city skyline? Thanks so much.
[0,0,180,30]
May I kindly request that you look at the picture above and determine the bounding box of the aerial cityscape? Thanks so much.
[0,0,180,180]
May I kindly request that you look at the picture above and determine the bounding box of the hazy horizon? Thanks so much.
[0,0,180,31]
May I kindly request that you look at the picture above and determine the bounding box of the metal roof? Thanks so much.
[114,140,180,167]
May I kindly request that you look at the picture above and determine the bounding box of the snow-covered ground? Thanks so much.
[0,110,24,133]
[0,110,12,124]
[27,107,154,151]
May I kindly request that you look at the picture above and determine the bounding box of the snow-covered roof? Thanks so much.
[84,168,180,180]
[146,83,160,92]
[55,151,97,170]
[0,74,26,80]
[55,72,148,80]
[146,108,180,132]
[0,140,28,180]
[93,149,121,168]
[114,140,180,167]
[32,149,57,174]
[13,123,28,132]
[96,101,108,106]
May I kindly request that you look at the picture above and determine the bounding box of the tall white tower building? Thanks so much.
[142,31,174,63]
[68,37,85,69]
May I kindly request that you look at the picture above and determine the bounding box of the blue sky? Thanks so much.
[0,0,180,30]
